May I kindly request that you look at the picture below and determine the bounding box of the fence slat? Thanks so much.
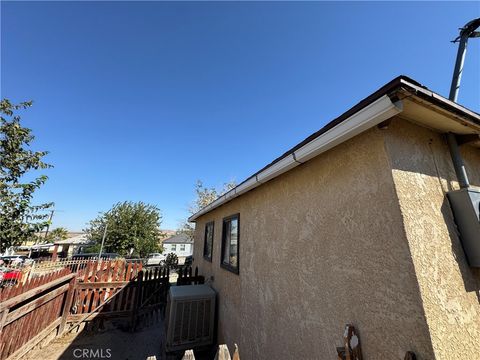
[58,275,77,335]
[3,318,61,360]
[4,283,69,326]
[0,268,74,360]
[214,344,232,360]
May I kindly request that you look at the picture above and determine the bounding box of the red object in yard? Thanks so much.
[0,268,22,286]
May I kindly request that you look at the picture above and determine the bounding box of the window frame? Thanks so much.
[180,244,186,252]
[203,221,215,262]
[220,213,240,274]
[171,244,176,252]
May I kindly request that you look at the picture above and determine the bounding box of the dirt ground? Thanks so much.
[24,318,166,360]
[23,316,215,360]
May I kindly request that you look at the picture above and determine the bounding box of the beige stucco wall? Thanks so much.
[193,124,436,359]
[384,120,480,360]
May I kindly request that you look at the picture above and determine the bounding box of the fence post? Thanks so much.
[51,244,59,262]
[58,275,76,335]
[0,309,9,333]
[214,344,232,360]
[130,270,143,332]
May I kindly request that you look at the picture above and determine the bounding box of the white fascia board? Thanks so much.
[235,177,259,196]
[189,95,403,222]
[189,204,211,221]
[224,189,236,200]
[256,154,298,183]
[294,95,403,163]
[209,195,226,209]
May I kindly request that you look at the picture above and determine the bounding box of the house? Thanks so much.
[163,233,194,263]
[17,232,88,259]
[52,233,93,259]
[189,76,480,359]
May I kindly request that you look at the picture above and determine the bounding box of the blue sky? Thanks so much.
[1,1,479,231]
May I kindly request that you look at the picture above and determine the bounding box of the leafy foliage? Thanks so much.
[84,201,164,257]
[189,180,236,214]
[176,221,195,240]
[80,243,101,254]
[31,226,69,245]
[177,180,236,239]
[46,227,69,242]
[0,99,53,253]
[165,252,178,270]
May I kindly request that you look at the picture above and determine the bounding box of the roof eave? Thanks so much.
[188,76,480,223]
[189,93,403,222]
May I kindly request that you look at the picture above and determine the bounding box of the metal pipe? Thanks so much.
[449,18,480,101]
[448,35,468,102]
[446,18,480,189]
[446,132,470,188]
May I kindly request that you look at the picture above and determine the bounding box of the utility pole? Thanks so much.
[98,223,108,259]
[29,209,54,258]
[43,210,55,241]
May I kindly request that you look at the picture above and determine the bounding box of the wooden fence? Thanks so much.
[0,259,205,360]
[176,266,204,286]
[67,260,171,332]
[0,268,75,360]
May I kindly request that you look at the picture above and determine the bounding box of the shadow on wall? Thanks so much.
[441,197,480,303]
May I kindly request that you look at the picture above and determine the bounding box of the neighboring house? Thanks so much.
[17,232,86,258]
[52,233,93,259]
[190,76,480,359]
[163,233,194,262]
[17,242,55,258]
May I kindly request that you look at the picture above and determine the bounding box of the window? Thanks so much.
[221,214,239,273]
[180,244,186,252]
[171,244,176,251]
[203,221,214,261]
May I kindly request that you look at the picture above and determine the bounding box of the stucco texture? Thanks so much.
[193,125,435,359]
[384,120,480,360]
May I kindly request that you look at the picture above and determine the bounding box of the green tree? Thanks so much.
[165,252,178,270]
[0,99,53,253]
[46,227,69,242]
[177,180,236,239]
[84,201,164,257]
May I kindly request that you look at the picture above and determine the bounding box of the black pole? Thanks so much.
[446,18,480,189]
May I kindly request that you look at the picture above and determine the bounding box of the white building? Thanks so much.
[162,233,193,261]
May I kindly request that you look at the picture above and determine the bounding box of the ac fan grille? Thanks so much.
[172,299,211,345]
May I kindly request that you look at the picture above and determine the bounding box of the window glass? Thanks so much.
[221,215,239,272]
[180,244,185,251]
[171,244,176,251]
[203,222,214,261]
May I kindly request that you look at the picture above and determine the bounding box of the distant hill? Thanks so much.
[159,229,176,241]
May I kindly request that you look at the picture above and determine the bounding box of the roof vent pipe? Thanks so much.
[446,18,480,189]
[448,18,480,102]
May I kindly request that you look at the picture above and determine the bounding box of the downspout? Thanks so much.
[446,133,470,188]
[445,19,480,268]
[446,18,480,189]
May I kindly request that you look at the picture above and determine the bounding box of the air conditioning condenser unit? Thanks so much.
[165,284,216,353]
